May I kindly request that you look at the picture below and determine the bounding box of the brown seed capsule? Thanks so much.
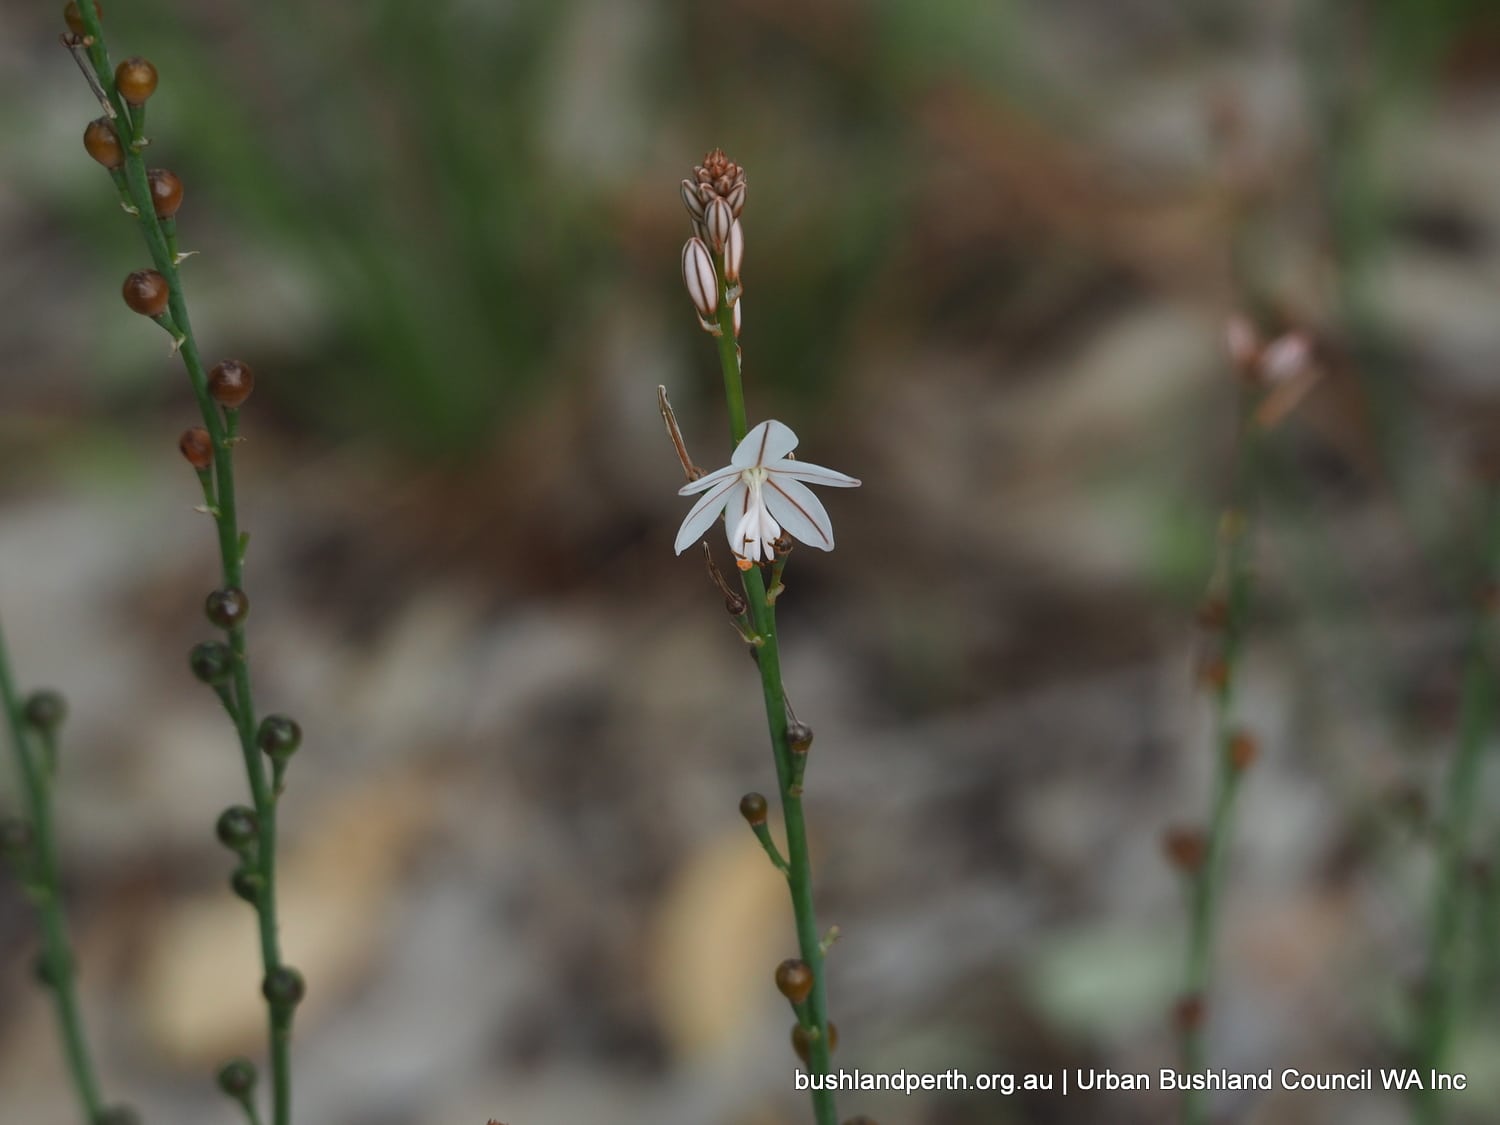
[1198,655,1229,692]
[739,792,768,826]
[122,269,170,318]
[787,721,813,754]
[115,57,159,107]
[208,360,255,409]
[791,1020,838,1065]
[1227,729,1258,772]
[205,586,250,630]
[63,1,101,37]
[147,168,183,220]
[841,1119,879,1125]
[83,118,124,170]
[1173,993,1205,1032]
[179,427,213,471]
[775,959,814,1005]
[1162,827,1207,873]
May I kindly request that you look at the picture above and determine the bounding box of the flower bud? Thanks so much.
[189,641,233,685]
[208,359,255,409]
[115,57,159,107]
[738,792,768,826]
[205,586,249,630]
[732,297,741,339]
[723,219,744,285]
[680,178,706,221]
[1173,992,1205,1032]
[726,181,746,218]
[216,1057,257,1097]
[22,690,68,733]
[147,168,183,220]
[122,269,170,318]
[215,805,258,850]
[681,237,718,321]
[775,958,814,1005]
[95,1106,142,1125]
[1224,314,1258,373]
[262,966,306,1007]
[1162,826,1206,873]
[1198,655,1228,692]
[842,1118,880,1125]
[1259,332,1310,385]
[704,197,733,254]
[791,1020,838,1064]
[83,118,124,170]
[179,426,213,471]
[1227,729,1258,772]
[257,715,302,761]
[63,1,101,37]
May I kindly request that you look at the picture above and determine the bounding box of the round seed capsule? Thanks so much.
[775,959,814,1005]
[787,721,813,754]
[205,587,249,630]
[115,57,158,106]
[791,1020,838,1065]
[230,866,261,903]
[147,168,183,219]
[188,641,233,685]
[179,426,213,471]
[83,118,124,170]
[63,1,101,37]
[262,966,306,1007]
[257,715,302,760]
[95,1106,142,1125]
[122,269,169,318]
[215,805,258,850]
[208,360,255,409]
[739,792,768,826]
[22,690,68,732]
[216,1057,257,1097]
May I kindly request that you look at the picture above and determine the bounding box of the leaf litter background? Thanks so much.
[3,1,1500,1123]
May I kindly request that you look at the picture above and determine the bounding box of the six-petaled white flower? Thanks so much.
[675,420,860,561]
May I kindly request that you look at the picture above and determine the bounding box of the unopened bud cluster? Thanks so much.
[679,148,746,336]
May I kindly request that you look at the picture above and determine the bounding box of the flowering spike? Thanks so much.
[681,237,718,321]
[724,219,744,286]
[705,197,733,254]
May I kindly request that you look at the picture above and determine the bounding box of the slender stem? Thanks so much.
[72,12,292,1124]
[710,280,837,1125]
[1413,489,1500,1125]
[0,620,107,1124]
[1180,395,1262,1125]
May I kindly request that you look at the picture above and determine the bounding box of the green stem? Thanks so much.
[1413,489,1500,1125]
[73,11,292,1124]
[0,620,107,1124]
[710,277,837,1125]
[1180,396,1262,1125]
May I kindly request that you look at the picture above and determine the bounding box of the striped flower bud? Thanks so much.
[681,237,718,321]
[704,197,733,254]
[732,297,741,339]
[680,178,706,222]
[723,219,744,285]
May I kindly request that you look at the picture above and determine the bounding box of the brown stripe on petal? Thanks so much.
[767,479,829,545]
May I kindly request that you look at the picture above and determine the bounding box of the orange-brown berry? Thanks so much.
[122,269,170,318]
[64,1,101,37]
[208,360,255,409]
[775,959,814,1005]
[1162,827,1207,873]
[147,168,183,220]
[791,1021,838,1065]
[1227,729,1258,772]
[179,427,213,471]
[83,118,124,170]
[739,792,768,826]
[115,57,159,106]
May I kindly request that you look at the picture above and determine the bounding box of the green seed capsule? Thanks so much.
[262,966,306,1007]
[204,586,249,630]
[215,805,258,850]
[189,641,234,685]
[256,715,302,760]
[21,690,67,732]
[216,1057,257,1097]
[739,792,768,826]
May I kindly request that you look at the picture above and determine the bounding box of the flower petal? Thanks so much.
[732,419,799,468]
[763,474,836,550]
[674,477,742,554]
[678,462,741,496]
[767,459,860,488]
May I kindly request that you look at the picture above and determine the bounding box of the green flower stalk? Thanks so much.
[1172,323,1310,1125]
[1412,486,1500,1125]
[62,7,301,1124]
[670,150,860,1125]
[0,619,131,1125]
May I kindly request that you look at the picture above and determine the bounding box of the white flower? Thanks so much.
[674,420,860,560]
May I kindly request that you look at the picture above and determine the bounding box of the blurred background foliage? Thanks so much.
[6,0,1500,1123]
